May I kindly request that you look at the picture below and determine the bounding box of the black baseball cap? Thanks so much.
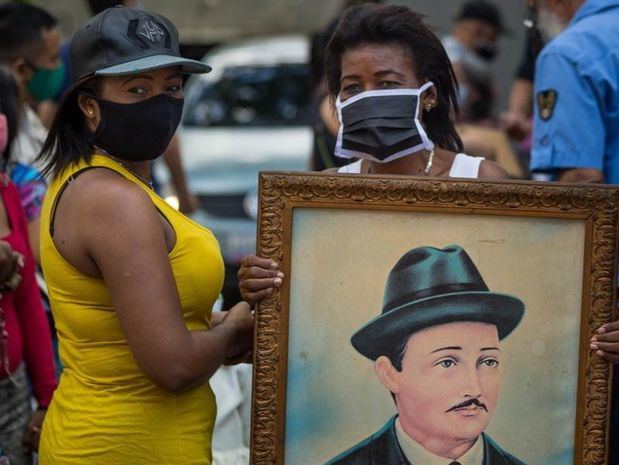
[454,0,508,34]
[70,6,211,84]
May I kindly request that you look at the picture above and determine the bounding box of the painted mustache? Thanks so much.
[446,398,488,413]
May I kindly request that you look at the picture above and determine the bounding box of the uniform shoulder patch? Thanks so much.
[537,89,558,122]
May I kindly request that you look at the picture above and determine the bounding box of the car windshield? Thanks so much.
[183,64,311,128]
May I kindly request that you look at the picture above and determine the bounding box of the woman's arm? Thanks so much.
[500,79,534,141]
[13,241,55,452]
[162,134,199,214]
[6,182,55,452]
[13,231,56,406]
[67,173,252,393]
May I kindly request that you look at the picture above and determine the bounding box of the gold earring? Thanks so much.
[425,103,434,111]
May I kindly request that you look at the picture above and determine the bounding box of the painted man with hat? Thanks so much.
[327,245,527,465]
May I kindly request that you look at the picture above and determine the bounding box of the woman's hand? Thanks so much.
[211,310,253,365]
[0,252,26,296]
[0,250,24,297]
[590,321,619,363]
[0,241,23,294]
[23,408,45,452]
[210,310,227,328]
[0,241,14,283]
[500,111,531,141]
[238,255,284,305]
[223,349,253,366]
[222,301,254,360]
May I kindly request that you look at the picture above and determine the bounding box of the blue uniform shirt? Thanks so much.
[530,0,619,184]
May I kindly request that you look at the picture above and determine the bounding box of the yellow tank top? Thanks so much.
[39,154,224,465]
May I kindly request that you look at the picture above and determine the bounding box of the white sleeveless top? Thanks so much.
[337,153,484,178]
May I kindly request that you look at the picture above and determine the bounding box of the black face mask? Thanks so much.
[474,43,498,61]
[335,84,435,163]
[89,94,183,161]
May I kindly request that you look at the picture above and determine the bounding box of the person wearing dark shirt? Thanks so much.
[500,3,544,143]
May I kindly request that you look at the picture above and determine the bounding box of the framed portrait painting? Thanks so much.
[250,173,618,465]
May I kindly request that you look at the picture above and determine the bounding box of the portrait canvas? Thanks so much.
[286,210,581,465]
[251,173,618,465]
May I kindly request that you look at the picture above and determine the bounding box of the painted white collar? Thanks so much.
[395,418,484,465]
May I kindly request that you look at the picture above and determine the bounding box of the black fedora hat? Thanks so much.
[351,245,525,360]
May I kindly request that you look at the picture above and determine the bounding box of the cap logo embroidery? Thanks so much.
[138,21,165,44]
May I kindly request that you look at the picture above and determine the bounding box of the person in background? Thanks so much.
[36,6,252,464]
[442,0,506,124]
[528,2,619,464]
[530,0,619,184]
[0,65,57,465]
[433,3,546,196]
[0,2,63,262]
[500,8,544,143]
[500,1,545,174]
[441,1,525,177]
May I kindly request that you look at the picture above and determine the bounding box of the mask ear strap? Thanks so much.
[416,81,435,152]
[335,95,344,125]
[415,81,435,116]
[419,81,434,94]
[413,82,434,119]
[334,95,346,159]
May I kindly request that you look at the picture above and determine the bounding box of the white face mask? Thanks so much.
[537,7,567,41]
[334,82,435,164]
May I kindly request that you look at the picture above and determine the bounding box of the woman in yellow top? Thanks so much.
[36,7,253,465]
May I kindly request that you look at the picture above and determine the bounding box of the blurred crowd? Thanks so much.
[0,0,617,464]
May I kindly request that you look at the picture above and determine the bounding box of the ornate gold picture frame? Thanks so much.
[251,172,618,465]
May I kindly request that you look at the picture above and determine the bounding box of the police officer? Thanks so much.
[530,0,619,184]
[530,3,619,464]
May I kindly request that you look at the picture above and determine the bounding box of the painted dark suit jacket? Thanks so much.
[326,416,527,465]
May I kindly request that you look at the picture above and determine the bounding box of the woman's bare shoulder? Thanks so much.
[59,168,154,223]
[477,159,509,180]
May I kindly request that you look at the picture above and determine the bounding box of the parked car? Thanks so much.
[179,35,312,305]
